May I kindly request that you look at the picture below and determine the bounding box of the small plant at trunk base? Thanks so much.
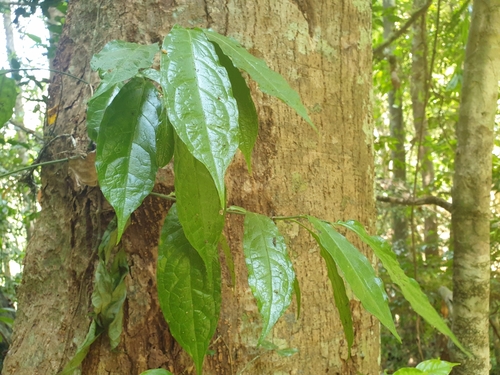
[58,25,467,374]
[386,358,459,375]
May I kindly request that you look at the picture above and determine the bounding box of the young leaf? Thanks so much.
[393,369,426,375]
[243,212,295,343]
[157,204,221,375]
[307,216,401,342]
[203,29,316,131]
[211,42,258,172]
[161,26,239,206]
[0,75,17,127]
[337,220,469,354]
[91,40,159,94]
[96,77,162,241]
[87,83,123,141]
[174,135,225,276]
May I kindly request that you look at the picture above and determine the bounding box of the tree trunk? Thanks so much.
[451,1,500,374]
[4,1,378,374]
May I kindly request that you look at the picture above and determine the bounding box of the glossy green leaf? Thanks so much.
[219,233,236,287]
[203,29,315,131]
[307,216,400,342]
[91,40,158,94]
[243,212,295,343]
[416,359,459,374]
[156,111,174,168]
[140,370,174,375]
[161,26,239,205]
[211,42,258,172]
[87,83,123,141]
[0,75,17,127]
[338,220,468,354]
[96,77,162,241]
[157,204,221,375]
[174,135,225,276]
[59,320,103,375]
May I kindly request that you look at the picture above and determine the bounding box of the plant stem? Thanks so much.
[0,157,70,179]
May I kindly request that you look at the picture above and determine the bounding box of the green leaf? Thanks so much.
[156,110,174,168]
[97,217,118,263]
[59,320,103,375]
[140,370,174,375]
[161,26,239,206]
[173,135,225,276]
[157,204,221,375]
[243,212,295,343]
[338,220,468,354]
[203,29,315,131]
[96,77,162,241]
[393,369,426,375]
[293,277,301,319]
[25,33,42,44]
[87,83,123,141]
[0,75,17,127]
[300,222,353,353]
[91,40,159,94]
[276,348,299,357]
[307,217,400,342]
[211,42,258,172]
[219,233,236,287]
[416,359,460,374]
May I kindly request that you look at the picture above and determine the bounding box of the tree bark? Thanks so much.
[451,1,500,374]
[4,1,378,374]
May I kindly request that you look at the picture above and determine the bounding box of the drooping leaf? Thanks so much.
[157,204,221,375]
[416,359,459,374]
[58,320,103,375]
[338,220,468,354]
[96,77,162,241]
[174,135,225,276]
[97,216,118,262]
[211,42,258,172]
[300,222,353,353]
[0,75,17,127]
[243,212,295,343]
[203,29,315,131]
[161,26,239,206]
[87,83,123,141]
[307,216,400,342]
[140,370,174,375]
[91,40,158,94]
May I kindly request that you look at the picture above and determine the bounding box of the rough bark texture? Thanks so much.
[4,1,378,374]
[451,1,500,374]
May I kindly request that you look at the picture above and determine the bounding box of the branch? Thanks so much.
[373,0,433,60]
[377,195,452,213]
[9,119,43,141]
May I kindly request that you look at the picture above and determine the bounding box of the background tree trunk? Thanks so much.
[4,1,378,374]
[451,1,500,374]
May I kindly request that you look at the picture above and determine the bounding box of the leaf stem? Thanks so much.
[1,68,91,85]
[149,191,176,201]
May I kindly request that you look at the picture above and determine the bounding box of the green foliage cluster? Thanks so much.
[60,25,466,374]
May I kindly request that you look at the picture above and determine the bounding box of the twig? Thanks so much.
[8,119,43,141]
[376,195,452,213]
[373,0,433,60]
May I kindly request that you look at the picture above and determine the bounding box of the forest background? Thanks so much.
[0,0,499,374]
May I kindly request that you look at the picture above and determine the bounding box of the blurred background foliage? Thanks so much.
[0,0,499,373]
